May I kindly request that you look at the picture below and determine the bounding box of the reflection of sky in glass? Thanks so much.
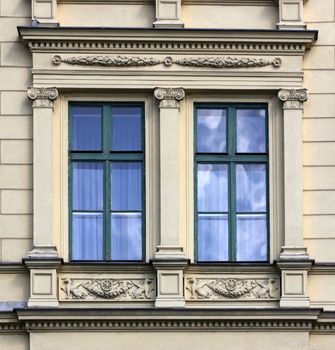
[71,106,102,151]
[197,109,227,153]
[72,213,103,260]
[111,107,142,151]
[72,162,103,211]
[197,163,228,212]
[111,162,142,211]
[236,214,267,261]
[198,214,228,261]
[236,109,266,153]
[236,164,266,212]
[111,213,142,260]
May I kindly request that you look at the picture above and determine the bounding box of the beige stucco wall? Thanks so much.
[0,0,33,262]
[303,0,335,262]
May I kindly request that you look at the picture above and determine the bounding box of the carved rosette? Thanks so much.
[278,88,308,109]
[27,87,58,108]
[154,87,185,108]
[60,277,155,301]
[186,277,279,301]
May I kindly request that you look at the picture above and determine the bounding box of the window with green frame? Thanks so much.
[195,104,268,262]
[69,103,145,261]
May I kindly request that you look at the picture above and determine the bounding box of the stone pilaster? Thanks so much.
[277,0,306,30]
[32,0,58,26]
[27,87,59,259]
[153,0,184,28]
[153,87,187,308]
[277,88,312,308]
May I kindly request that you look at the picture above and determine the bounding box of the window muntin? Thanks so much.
[69,103,145,261]
[195,104,268,262]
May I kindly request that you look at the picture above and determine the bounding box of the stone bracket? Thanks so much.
[154,0,184,28]
[277,0,306,30]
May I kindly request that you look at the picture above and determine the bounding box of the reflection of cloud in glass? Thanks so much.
[237,109,266,153]
[197,163,228,212]
[236,214,267,261]
[197,109,226,152]
[198,214,228,261]
[111,213,142,260]
[236,164,266,212]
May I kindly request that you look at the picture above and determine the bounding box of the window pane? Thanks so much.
[198,163,228,212]
[111,162,142,211]
[236,109,266,153]
[198,214,228,261]
[72,162,103,211]
[72,213,103,260]
[111,213,142,260]
[71,106,102,151]
[236,164,266,212]
[111,107,142,151]
[197,108,227,153]
[236,214,267,261]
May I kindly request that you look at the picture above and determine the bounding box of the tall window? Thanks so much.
[69,103,144,261]
[195,104,268,262]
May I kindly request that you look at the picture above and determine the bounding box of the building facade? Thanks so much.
[0,0,335,349]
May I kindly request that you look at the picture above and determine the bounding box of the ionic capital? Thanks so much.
[27,87,58,108]
[278,88,308,109]
[154,87,185,108]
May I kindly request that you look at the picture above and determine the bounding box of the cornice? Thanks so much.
[17,308,320,332]
[18,27,317,55]
[57,0,278,4]
[0,263,27,274]
[61,262,154,273]
[0,313,25,334]
[58,0,154,3]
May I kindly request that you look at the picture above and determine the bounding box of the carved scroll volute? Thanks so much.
[27,87,59,108]
[154,87,185,108]
[278,88,308,109]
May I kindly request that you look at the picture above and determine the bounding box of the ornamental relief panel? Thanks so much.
[52,54,282,69]
[185,277,279,301]
[59,277,155,301]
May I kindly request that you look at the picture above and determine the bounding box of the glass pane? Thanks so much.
[236,164,267,212]
[198,163,228,212]
[71,106,102,151]
[72,213,103,260]
[111,162,142,211]
[236,214,267,261]
[197,108,227,153]
[198,214,228,261]
[111,106,142,151]
[111,213,142,260]
[236,109,266,153]
[72,162,103,211]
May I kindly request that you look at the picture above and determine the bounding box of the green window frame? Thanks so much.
[195,103,269,262]
[69,102,145,261]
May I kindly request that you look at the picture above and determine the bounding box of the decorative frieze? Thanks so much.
[52,55,160,67]
[60,278,155,301]
[175,57,282,68]
[27,87,58,108]
[52,54,282,69]
[154,87,185,108]
[278,88,308,109]
[186,277,279,300]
